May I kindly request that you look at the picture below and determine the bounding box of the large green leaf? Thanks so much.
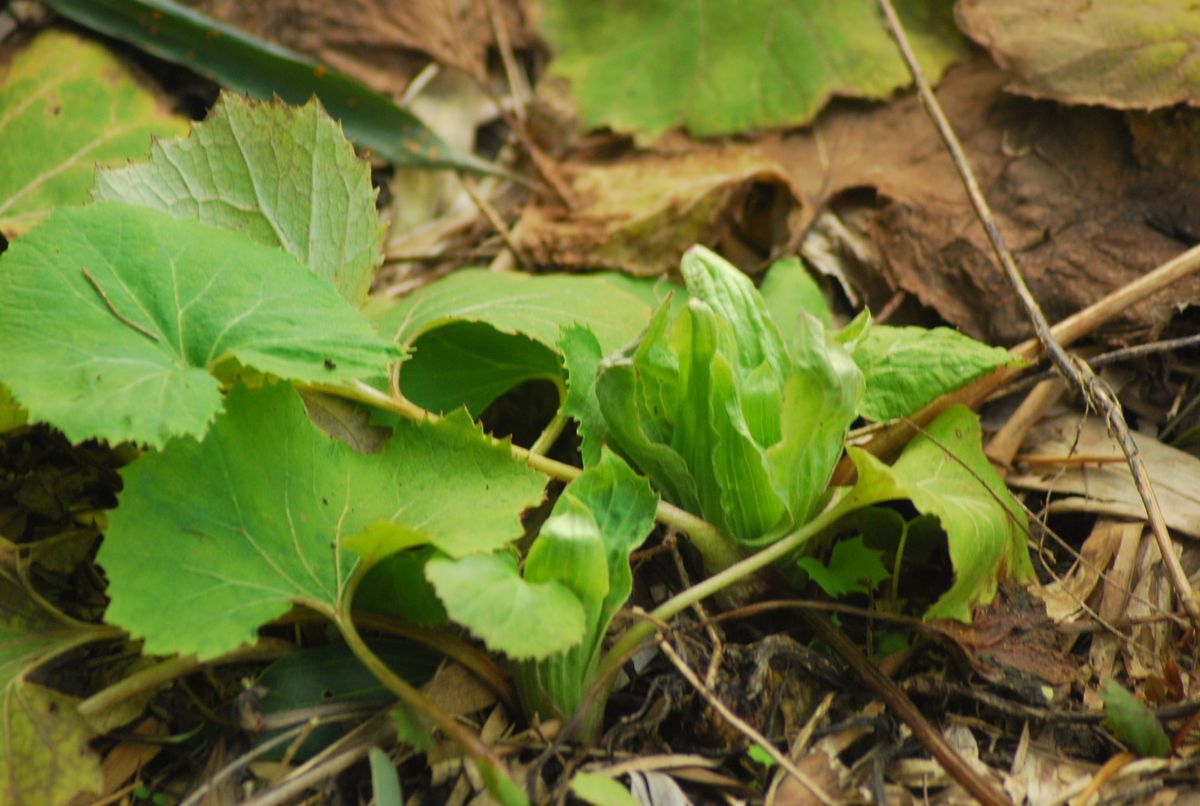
[0,577,103,805]
[95,94,383,304]
[99,383,546,659]
[844,406,1033,621]
[852,325,1020,421]
[41,0,493,173]
[539,0,968,138]
[0,28,187,237]
[373,269,663,418]
[374,269,659,354]
[425,552,586,661]
[0,203,399,447]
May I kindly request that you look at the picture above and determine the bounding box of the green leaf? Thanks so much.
[598,246,860,552]
[400,323,562,417]
[425,552,586,660]
[370,748,404,806]
[0,29,188,237]
[95,94,383,305]
[100,383,545,659]
[373,269,662,422]
[844,406,1034,621]
[797,536,890,598]
[525,498,610,602]
[559,326,607,466]
[1100,680,1171,758]
[760,256,832,330]
[353,547,448,627]
[41,0,493,172]
[570,772,640,806]
[375,269,659,354]
[0,203,399,447]
[515,451,658,723]
[852,325,1020,421]
[0,576,103,804]
[746,745,779,768]
[539,0,968,138]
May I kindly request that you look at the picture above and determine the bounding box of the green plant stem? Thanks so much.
[529,411,568,456]
[325,380,741,569]
[79,639,293,723]
[335,570,524,801]
[596,492,854,686]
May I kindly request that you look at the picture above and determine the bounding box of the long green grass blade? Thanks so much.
[42,0,498,173]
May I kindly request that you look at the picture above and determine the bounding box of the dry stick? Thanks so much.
[457,172,531,269]
[875,0,1200,627]
[835,239,1200,484]
[655,634,839,806]
[801,611,1010,806]
[484,0,530,122]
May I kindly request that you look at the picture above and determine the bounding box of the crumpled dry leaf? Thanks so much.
[191,0,530,95]
[513,144,803,275]
[956,0,1200,110]
[1007,413,1200,537]
[761,57,1200,344]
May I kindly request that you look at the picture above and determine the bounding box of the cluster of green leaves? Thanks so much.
[0,26,1035,803]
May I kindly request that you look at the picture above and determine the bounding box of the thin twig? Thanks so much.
[996,333,1200,400]
[875,0,1200,627]
[656,632,839,806]
[802,610,1011,806]
[81,266,160,342]
[457,172,531,269]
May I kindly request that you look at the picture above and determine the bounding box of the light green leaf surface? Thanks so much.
[374,269,658,354]
[95,94,383,304]
[370,747,404,806]
[1100,680,1171,758]
[0,29,187,237]
[373,268,663,424]
[100,384,545,659]
[540,0,967,138]
[797,536,890,598]
[516,450,658,721]
[425,552,586,661]
[760,256,832,330]
[852,325,1019,421]
[844,406,1033,621]
[0,203,399,447]
[957,0,1200,109]
[570,772,640,806]
[559,326,606,466]
[598,246,860,551]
